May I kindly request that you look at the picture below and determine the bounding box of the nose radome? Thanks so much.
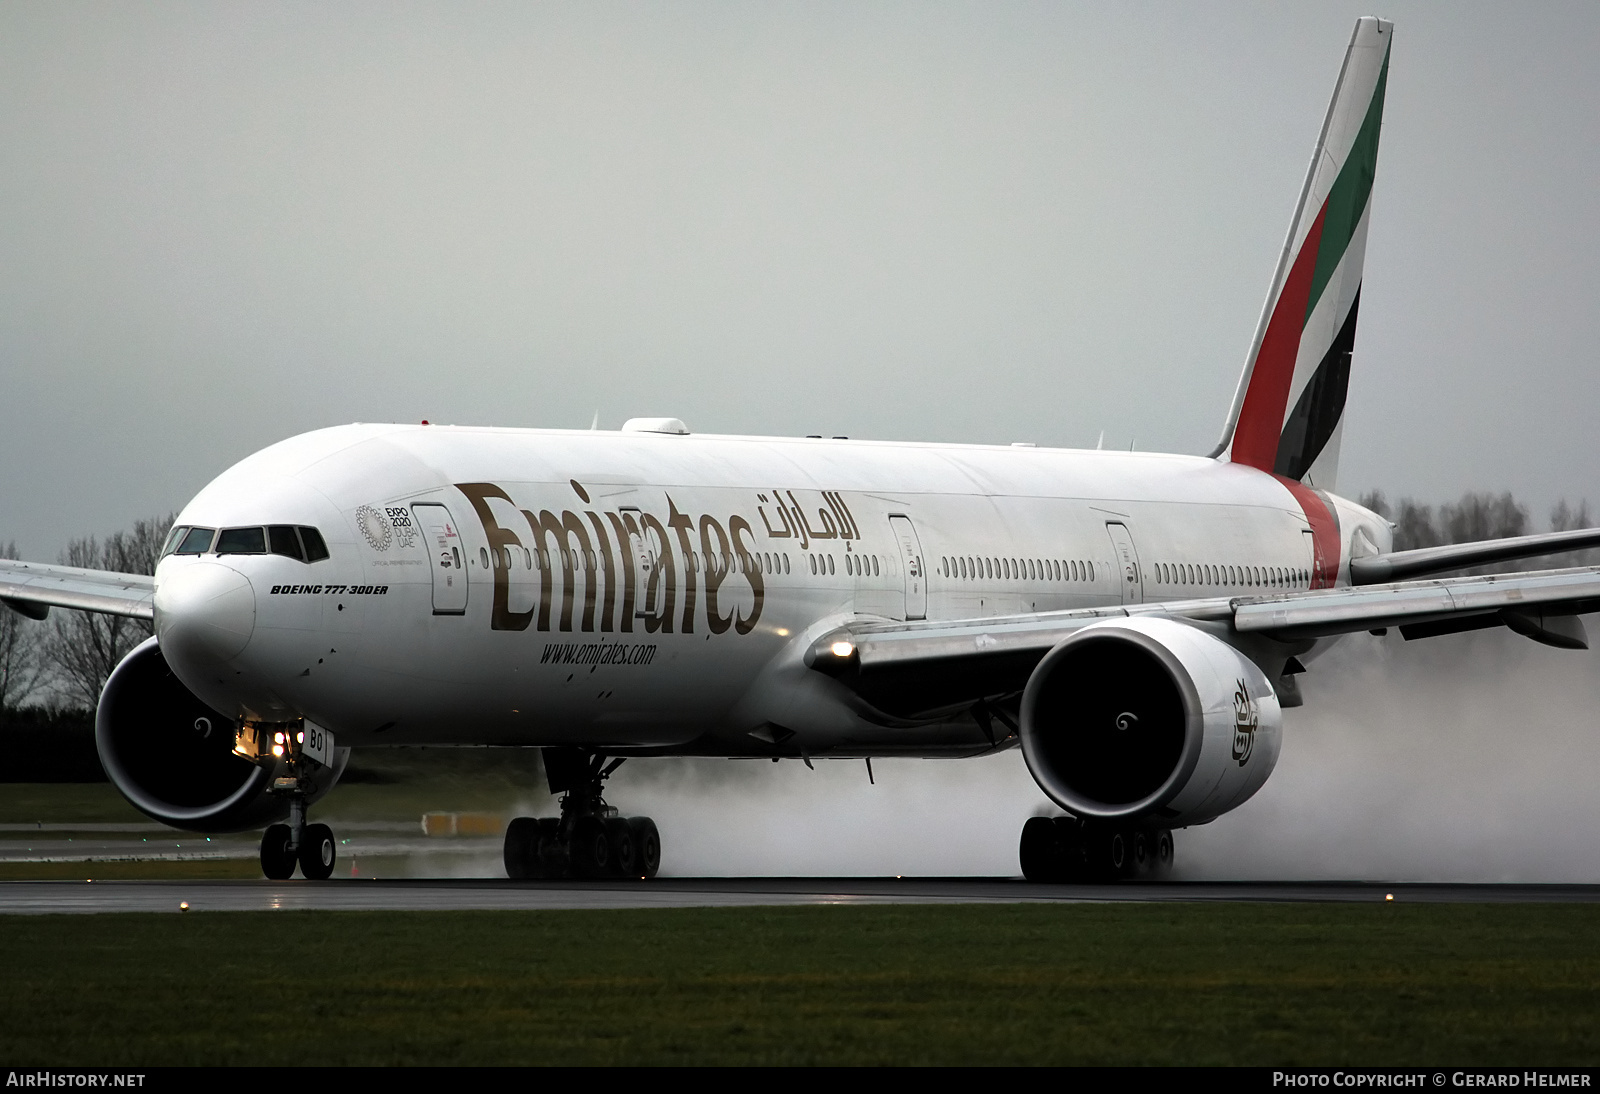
[155,562,256,663]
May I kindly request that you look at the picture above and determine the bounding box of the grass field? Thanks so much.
[3,902,1599,1065]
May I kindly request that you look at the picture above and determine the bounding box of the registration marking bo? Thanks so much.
[302,720,335,767]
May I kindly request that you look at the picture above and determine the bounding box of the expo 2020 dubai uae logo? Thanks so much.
[356,505,392,552]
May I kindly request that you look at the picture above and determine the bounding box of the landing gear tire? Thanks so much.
[630,817,661,879]
[606,818,639,877]
[261,823,296,880]
[1097,829,1129,881]
[1130,830,1152,878]
[1019,817,1175,883]
[299,823,337,881]
[1019,817,1060,882]
[505,816,540,880]
[572,816,612,878]
[1153,828,1175,877]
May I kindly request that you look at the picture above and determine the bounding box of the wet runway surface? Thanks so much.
[3,877,1600,913]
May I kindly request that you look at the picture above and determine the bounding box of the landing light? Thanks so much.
[830,640,854,659]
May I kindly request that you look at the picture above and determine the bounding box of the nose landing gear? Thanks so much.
[1019,815,1175,883]
[246,722,340,881]
[504,748,661,880]
[259,793,339,880]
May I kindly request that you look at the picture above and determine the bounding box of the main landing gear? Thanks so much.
[504,748,661,880]
[1019,815,1175,883]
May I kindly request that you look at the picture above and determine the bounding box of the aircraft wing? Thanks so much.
[0,559,155,621]
[807,565,1600,718]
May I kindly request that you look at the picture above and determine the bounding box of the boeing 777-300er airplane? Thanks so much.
[5,18,1599,882]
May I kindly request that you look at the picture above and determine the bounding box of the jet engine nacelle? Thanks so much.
[96,637,345,833]
[1020,617,1282,828]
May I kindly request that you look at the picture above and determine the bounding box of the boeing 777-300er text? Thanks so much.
[5,18,1599,881]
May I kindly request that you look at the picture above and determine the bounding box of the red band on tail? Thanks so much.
[1231,202,1329,472]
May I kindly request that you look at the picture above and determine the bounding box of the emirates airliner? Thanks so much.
[6,18,1598,883]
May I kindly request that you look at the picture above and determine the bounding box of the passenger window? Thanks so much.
[175,527,214,555]
[268,525,305,562]
[216,527,267,555]
[827,555,835,575]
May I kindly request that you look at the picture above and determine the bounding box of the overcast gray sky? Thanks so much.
[3,1,1597,561]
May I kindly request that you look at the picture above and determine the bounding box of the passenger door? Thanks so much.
[1105,522,1144,605]
[889,515,927,621]
[413,503,468,615]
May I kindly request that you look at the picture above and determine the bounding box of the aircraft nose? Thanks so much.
[155,562,256,664]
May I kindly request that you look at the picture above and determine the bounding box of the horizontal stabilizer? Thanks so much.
[1349,527,1600,585]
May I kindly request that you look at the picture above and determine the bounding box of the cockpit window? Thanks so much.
[174,527,215,555]
[268,525,304,562]
[162,526,188,557]
[216,527,267,555]
[299,527,329,563]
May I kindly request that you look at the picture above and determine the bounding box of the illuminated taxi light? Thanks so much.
[296,732,304,744]
[271,743,284,757]
[830,640,855,658]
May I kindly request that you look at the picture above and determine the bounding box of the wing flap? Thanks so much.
[0,560,156,621]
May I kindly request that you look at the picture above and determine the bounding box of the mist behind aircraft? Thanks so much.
[562,629,1600,881]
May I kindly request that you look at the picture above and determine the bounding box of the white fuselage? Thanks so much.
[152,423,1385,757]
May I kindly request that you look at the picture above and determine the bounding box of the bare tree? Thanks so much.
[45,515,173,711]
[1358,491,1446,552]
[1440,491,1528,544]
[0,541,45,712]
[1550,498,1593,532]
[1549,498,1599,568]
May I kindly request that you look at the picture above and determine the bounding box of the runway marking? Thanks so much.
[3,879,1600,914]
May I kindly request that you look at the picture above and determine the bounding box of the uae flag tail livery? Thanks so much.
[1215,16,1391,495]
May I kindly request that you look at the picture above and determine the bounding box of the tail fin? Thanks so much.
[1211,16,1392,491]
